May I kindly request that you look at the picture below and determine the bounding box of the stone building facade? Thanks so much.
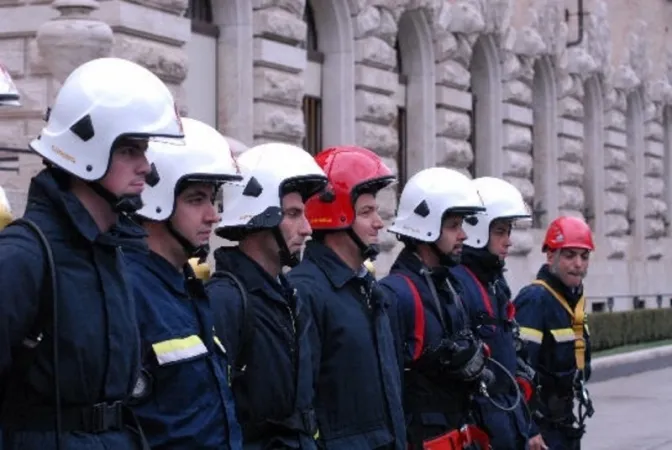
[2,0,672,312]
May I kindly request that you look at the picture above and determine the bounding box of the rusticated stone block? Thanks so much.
[644,176,664,198]
[254,7,305,43]
[254,102,304,141]
[558,136,582,163]
[356,90,396,126]
[355,64,398,96]
[605,147,627,170]
[254,0,303,16]
[644,155,664,177]
[434,32,459,63]
[559,96,584,119]
[355,36,396,70]
[605,212,629,237]
[503,175,534,204]
[435,108,470,140]
[355,121,397,157]
[559,185,585,211]
[504,149,533,178]
[113,34,187,82]
[604,191,627,214]
[604,235,627,259]
[436,137,473,169]
[604,168,628,192]
[436,60,470,90]
[503,123,532,152]
[509,228,534,256]
[254,66,302,107]
[558,161,584,186]
[605,110,626,131]
[503,80,532,105]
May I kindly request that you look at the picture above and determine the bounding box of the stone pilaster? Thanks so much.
[252,0,305,146]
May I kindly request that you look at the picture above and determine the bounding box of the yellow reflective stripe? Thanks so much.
[214,336,227,354]
[531,279,586,370]
[550,328,576,343]
[152,335,208,366]
[519,327,543,344]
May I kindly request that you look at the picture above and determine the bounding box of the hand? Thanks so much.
[528,433,548,450]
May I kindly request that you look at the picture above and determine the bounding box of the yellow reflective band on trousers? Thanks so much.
[531,279,586,370]
[152,335,208,366]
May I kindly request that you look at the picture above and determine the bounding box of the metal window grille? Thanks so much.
[303,96,322,156]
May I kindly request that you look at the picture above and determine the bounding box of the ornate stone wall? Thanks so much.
[3,0,672,307]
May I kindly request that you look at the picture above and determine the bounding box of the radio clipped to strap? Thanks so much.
[531,280,586,370]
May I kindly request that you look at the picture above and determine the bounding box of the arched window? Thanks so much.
[625,88,645,254]
[184,0,218,126]
[664,106,672,235]
[186,0,218,36]
[469,35,503,178]
[583,76,605,235]
[395,11,436,192]
[531,57,560,228]
[394,38,408,196]
[302,2,323,155]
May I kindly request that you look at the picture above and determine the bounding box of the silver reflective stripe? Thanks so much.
[152,335,208,365]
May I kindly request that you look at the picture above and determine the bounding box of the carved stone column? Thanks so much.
[36,0,113,83]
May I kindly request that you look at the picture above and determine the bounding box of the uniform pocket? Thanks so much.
[549,328,576,372]
[150,335,213,414]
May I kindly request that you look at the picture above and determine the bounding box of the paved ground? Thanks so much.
[582,367,672,450]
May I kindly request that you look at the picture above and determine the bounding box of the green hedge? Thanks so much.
[589,308,672,352]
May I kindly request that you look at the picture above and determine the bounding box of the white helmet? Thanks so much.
[216,142,327,241]
[388,167,485,242]
[0,63,20,106]
[0,186,13,230]
[464,177,531,248]
[29,57,184,181]
[135,117,242,222]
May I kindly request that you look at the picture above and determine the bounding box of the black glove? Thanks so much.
[443,334,487,382]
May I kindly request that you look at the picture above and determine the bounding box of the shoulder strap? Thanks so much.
[461,266,495,318]
[395,274,425,362]
[531,279,586,370]
[1,218,60,424]
[211,270,255,379]
[7,218,57,349]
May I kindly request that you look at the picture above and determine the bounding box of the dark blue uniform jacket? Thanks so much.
[288,241,406,450]
[206,247,317,450]
[126,249,242,449]
[0,168,144,449]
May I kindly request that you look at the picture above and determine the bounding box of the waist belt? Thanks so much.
[244,408,317,442]
[3,400,126,433]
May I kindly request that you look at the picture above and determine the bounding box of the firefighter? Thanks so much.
[514,216,595,450]
[450,177,546,450]
[206,143,327,449]
[0,57,184,449]
[124,117,243,449]
[379,167,492,450]
[288,146,406,450]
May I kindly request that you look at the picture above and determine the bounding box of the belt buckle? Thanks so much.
[89,401,123,433]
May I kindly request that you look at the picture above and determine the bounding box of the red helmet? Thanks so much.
[305,146,395,231]
[542,216,595,252]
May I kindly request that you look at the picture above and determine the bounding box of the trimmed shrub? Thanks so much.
[589,308,672,352]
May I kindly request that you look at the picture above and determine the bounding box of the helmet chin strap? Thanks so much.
[347,229,380,262]
[272,227,300,268]
[430,243,461,267]
[88,182,143,214]
[166,220,209,261]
